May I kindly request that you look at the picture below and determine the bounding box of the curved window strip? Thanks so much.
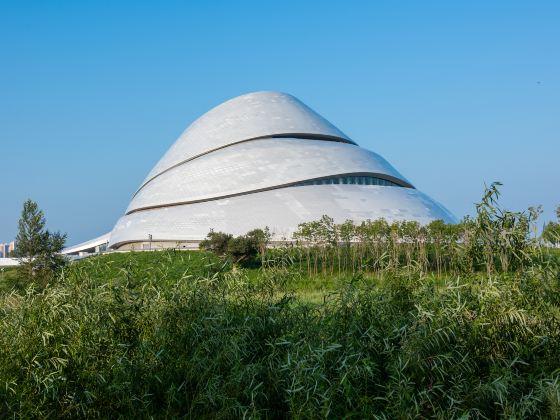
[296,175,402,187]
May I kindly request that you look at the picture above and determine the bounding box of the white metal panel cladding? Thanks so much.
[126,138,411,214]
[140,91,353,189]
[104,91,457,249]
[109,185,456,248]
[61,233,110,255]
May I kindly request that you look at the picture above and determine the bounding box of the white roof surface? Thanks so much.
[62,232,111,255]
[104,91,456,248]
[127,138,410,214]
[138,91,353,192]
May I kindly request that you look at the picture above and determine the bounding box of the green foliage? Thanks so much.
[285,182,543,277]
[472,182,540,274]
[0,250,559,418]
[542,204,560,247]
[246,227,272,265]
[226,235,258,263]
[0,267,22,293]
[199,230,232,255]
[201,228,271,266]
[543,222,560,247]
[14,199,67,284]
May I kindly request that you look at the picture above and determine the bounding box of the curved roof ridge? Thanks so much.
[126,171,413,215]
[133,132,355,196]
[125,138,412,214]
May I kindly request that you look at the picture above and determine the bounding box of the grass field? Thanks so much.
[0,266,20,294]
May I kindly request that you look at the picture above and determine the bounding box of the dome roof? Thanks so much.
[138,91,353,194]
[109,91,455,249]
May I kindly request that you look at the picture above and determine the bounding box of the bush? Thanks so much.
[226,235,258,263]
[199,230,232,255]
[201,228,270,266]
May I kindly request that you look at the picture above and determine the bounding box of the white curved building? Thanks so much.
[102,91,454,251]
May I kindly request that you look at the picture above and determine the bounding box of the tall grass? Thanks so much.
[0,250,559,418]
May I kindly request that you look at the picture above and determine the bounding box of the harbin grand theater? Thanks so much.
[64,91,455,254]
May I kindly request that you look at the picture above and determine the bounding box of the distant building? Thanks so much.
[0,241,16,258]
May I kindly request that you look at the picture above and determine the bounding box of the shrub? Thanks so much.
[201,228,270,266]
[199,230,232,255]
[226,235,258,263]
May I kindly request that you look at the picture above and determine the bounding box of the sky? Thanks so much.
[0,0,559,246]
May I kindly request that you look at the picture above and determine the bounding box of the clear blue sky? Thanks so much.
[1,0,559,246]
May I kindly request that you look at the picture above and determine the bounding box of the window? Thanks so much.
[296,175,401,188]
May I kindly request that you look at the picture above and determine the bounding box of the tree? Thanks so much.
[339,220,355,272]
[199,230,233,256]
[200,229,269,266]
[540,205,560,247]
[246,227,271,265]
[14,199,67,281]
[542,221,560,247]
[226,235,259,264]
[427,219,447,275]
